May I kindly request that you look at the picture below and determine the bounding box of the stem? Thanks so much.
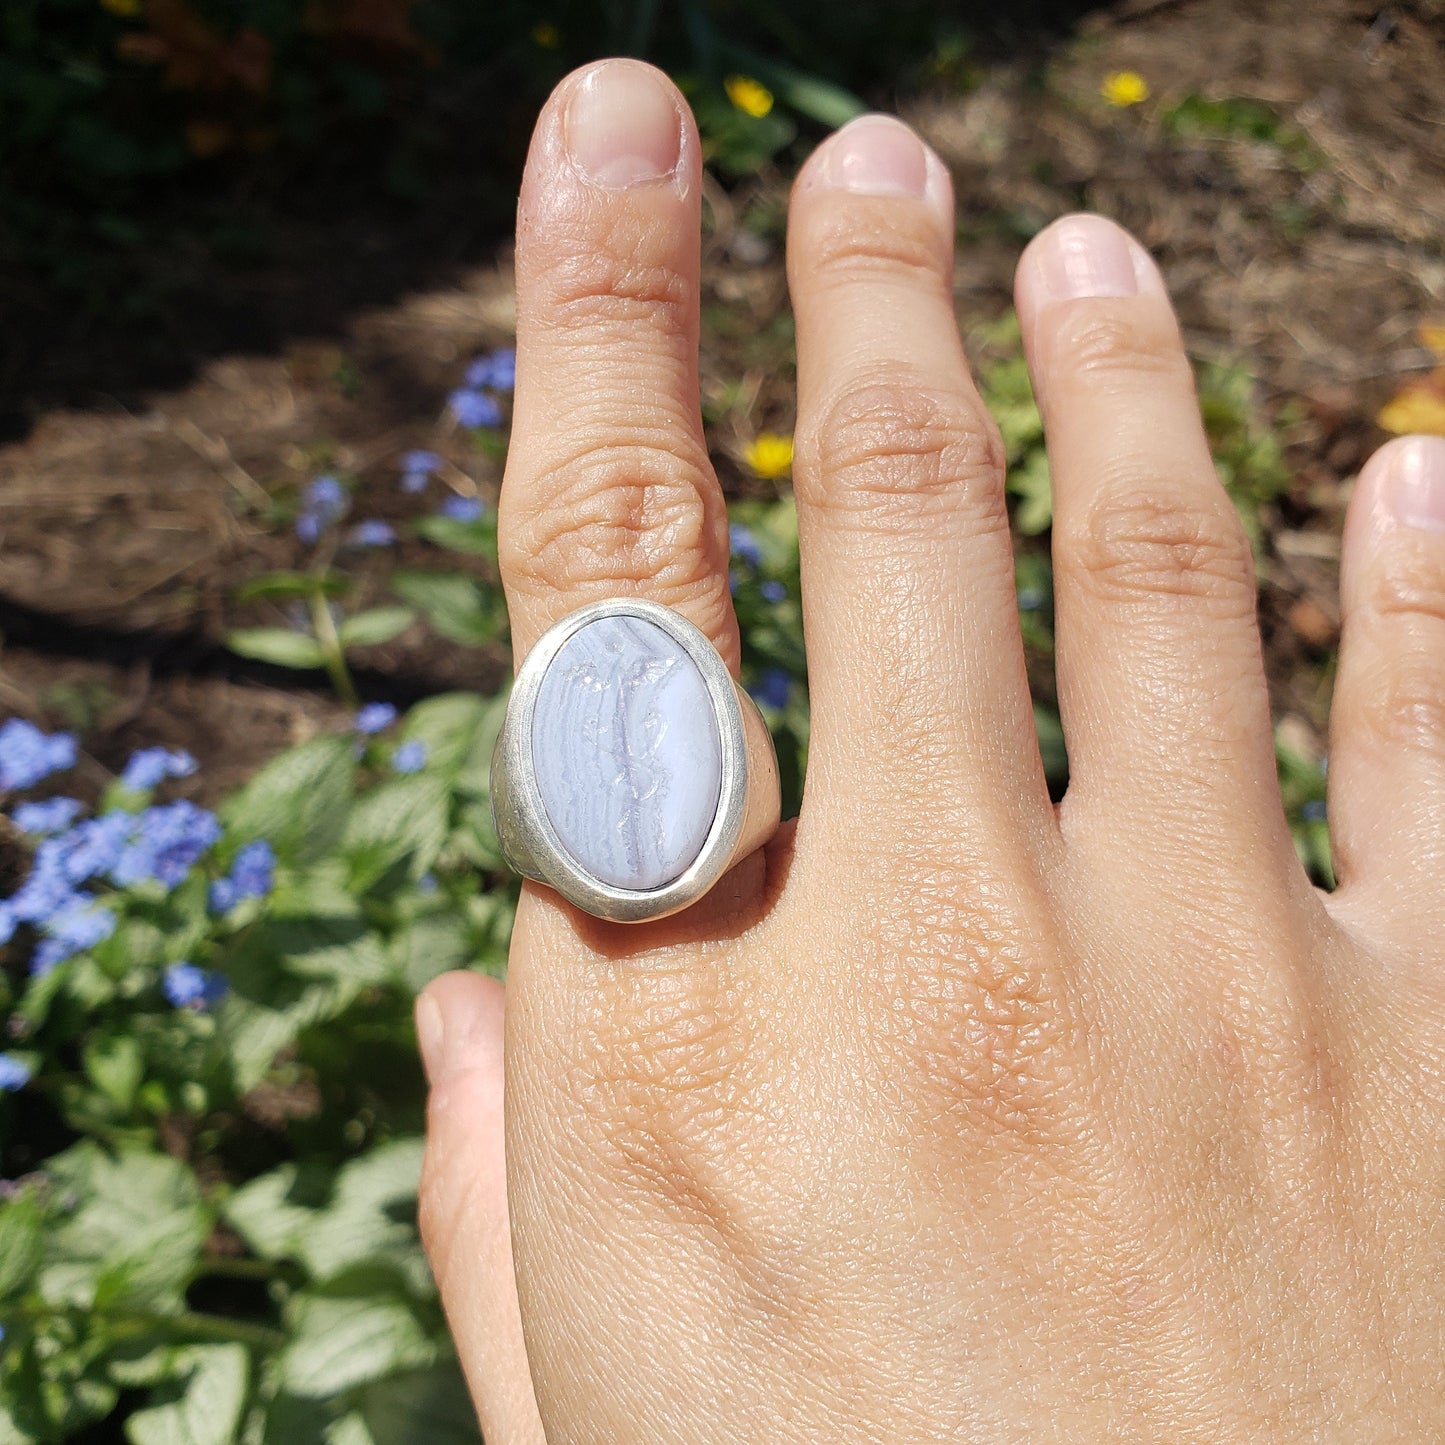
[308,587,358,707]
[15,1300,287,1352]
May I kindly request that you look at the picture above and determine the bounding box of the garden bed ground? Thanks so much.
[2,0,1443,802]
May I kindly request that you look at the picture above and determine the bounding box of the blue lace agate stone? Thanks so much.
[531,615,722,891]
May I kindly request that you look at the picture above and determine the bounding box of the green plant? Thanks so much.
[0,697,511,1442]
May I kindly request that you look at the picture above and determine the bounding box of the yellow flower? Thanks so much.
[726,75,774,120]
[100,0,142,14]
[743,432,794,480]
[531,21,561,49]
[1418,322,1445,360]
[1377,380,1445,436]
[1101,70,1150,108]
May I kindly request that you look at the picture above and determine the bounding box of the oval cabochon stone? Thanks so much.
[531,615,723,891]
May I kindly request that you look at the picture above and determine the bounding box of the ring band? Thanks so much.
[490,598,781,923]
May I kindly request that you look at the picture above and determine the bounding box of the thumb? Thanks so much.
[417,972,546,1444]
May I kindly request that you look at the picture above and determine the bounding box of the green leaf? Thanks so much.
[41,1144,209,1311]
[411,513,497,558]
[0,1191,45,1300]
[235,571,350,604]
[217,876,388,1089]
[336,608,416,650]
[388,905,473,993]
[1006,449,1053,536]
[356,1365,481,1445]
[83,1032,144,1112]
[342,775,450,888]
[390,572,501,647]
[278,1291,437,1398]
[225,1139,428,1293]
[221,737,356,866]
[397,694,493,779]
[125,1345,248,1445]
[226,629,326,670]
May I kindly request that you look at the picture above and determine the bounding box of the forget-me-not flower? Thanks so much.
[120,747,197,792]
[0,720,77,792]
[729,523,763,568]
[354,702,398,735]
[749,668,791,710]
[392,740,428,774]
[439,496,484,524]
[448,389,503,429]
[163,962,228,1010]
[0,1055,31,1092]
[295,474,350,544]
[348,520,397,548]
[12,797,83,836]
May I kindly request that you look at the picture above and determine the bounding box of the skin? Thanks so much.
[414,61,1445,1443]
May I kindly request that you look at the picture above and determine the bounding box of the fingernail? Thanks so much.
[1372,435,1445,533]
[565,60,682,188]
[1033,214,1140,301]
[821,115,929,199]
[416,993,446,1084]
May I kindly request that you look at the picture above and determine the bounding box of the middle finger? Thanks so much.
[787,117,1054,859]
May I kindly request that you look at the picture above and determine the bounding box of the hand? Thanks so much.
[414,59,1445,1442]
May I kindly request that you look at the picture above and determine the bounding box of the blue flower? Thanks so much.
[0,1055,30,1092]
[464,349,516,392]
[0,720,77,792]
[749,668,791,710]
[348,520,397,548]
[760,580,786,604]
[12,797,83,836]
[448,388,503,429]
[110,801,221,890]
[120,747,197,793]
[1017,586,1045,612]
[208,877,239,914]
[47,812,132,888]
[32,896,115,975]
[163,962,228,1010]
[401,449,442,477]
[486,348,516,391]
[417,872,438,895]
[438,496,484,524]
[728,524,762,568]
[295,474,350,543]
[0,904,14,946]
[392,740,428,774]
[354,702,397,735]
[230,840,275,899]
[1301,799,1327,822]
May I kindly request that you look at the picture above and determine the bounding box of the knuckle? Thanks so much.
[805,205,945,289]
[502,437,721,597]
[798,379,1006,534]
[534,214,692,337]
[568,960,762,1243]
[1063,489,1257,619]
[1363,547,1445,631]
[864,881,1083,1157]
[1050,304,1194,392]
[1350,653,1445,754]
[1347,549,1445,752]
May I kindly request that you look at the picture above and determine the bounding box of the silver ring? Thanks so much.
[490,598,781,923]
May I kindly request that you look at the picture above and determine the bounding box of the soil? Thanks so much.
[2,0,1443,801]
